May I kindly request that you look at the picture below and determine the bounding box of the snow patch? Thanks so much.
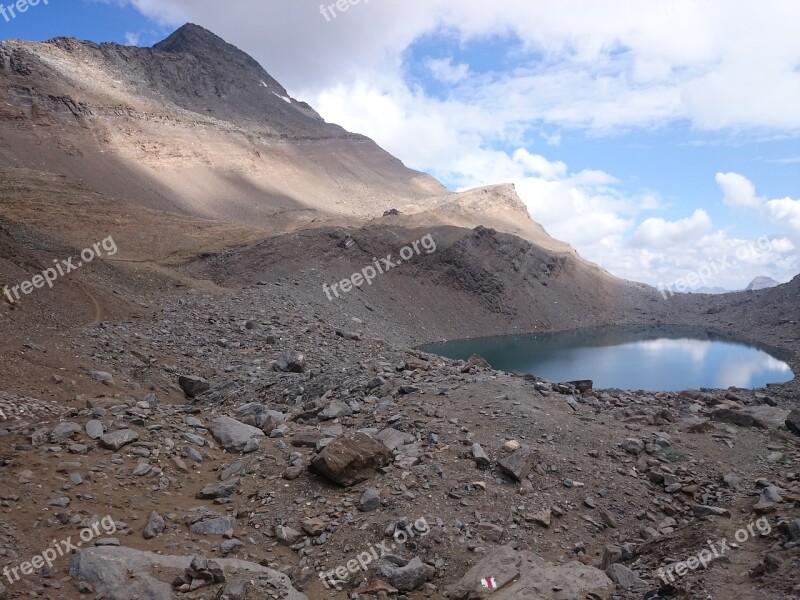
[272,91,292,104]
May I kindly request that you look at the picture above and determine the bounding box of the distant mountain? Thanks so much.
[692,286,730,294]
[745,276,780,291]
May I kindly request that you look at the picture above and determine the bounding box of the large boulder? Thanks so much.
[444,545,613,599]
[69,547,307,600]
[210,416,265,452]
[309,432,392,487]
[712,406,790,430]
[178,375,211,398]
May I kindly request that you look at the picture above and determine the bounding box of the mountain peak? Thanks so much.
[153,23,228,54]
[745,276,780,291]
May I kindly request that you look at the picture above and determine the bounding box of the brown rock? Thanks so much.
[309,432,392,487]
[498,446,535,482]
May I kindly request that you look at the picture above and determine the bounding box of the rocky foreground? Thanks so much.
[0,284,798,600]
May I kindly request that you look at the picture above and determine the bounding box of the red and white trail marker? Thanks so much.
[481,576,497,590]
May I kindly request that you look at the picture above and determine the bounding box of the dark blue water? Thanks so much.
[420,326,794,391]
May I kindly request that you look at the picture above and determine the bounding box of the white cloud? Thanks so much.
[765,196,800,233]
[631,210,714,248]
[117,0,800,133]
[715,172,800,236]
[424,57,469,83]
[511,149,567,180]
[715,172,763,209]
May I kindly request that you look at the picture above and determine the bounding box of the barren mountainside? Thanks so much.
[0,23,797,600]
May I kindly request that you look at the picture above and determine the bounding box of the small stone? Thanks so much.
[359,488,381,512]
[302,518,326,536]
[276,525,303,545]
[692,505,731,518]
[471,443,490,469]
[100,429,139,451]
[620,438,645,455]
[528,508,551,528]
[85,420,105,439]
[143,511,165,539]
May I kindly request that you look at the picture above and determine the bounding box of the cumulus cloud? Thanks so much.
[715,172,763,209]
[715,172,800,236]
[631,210,714,248]
[115,0,800,132]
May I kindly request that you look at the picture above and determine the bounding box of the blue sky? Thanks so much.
[2,0,799,289]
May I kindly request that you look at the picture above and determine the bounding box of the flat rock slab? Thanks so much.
[444,544,613,599]
[310,431,392,487]
[210,416,264,452]
[100,429,139,451]
[375,427,416,451]
[69,546,307,600]
[712,406,790,430]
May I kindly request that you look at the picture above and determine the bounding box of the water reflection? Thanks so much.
[420,326,794,391]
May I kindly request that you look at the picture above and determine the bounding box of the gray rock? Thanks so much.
[68,546,307,600]
[143,511,165,539]
[88,371,115,385]
[712,406,790,430]
[319,400,353,420]
[85,419,105,439]
[692,505,731,518]
[100,429,139,451]
[220,539,245,557]
[375,427,416,451]
[276,525,303,545]
[185,446,203,463]
[605,563,643,588]
[48,496,71,508]
[217,579,248,600]
[470,443,490,469]
[786,410,800,435]
[50,422,81,443]
[359,488,381,512]
[444,545,614,599]
[183,432,206,446]
[272,351,306,373]
[620,438,645,455]
[788,519,800,542]
[376,556,426,592]
[210,416,265,452]
[197,480,240,500]
[178,375,211,398]
[189,515,237,536]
